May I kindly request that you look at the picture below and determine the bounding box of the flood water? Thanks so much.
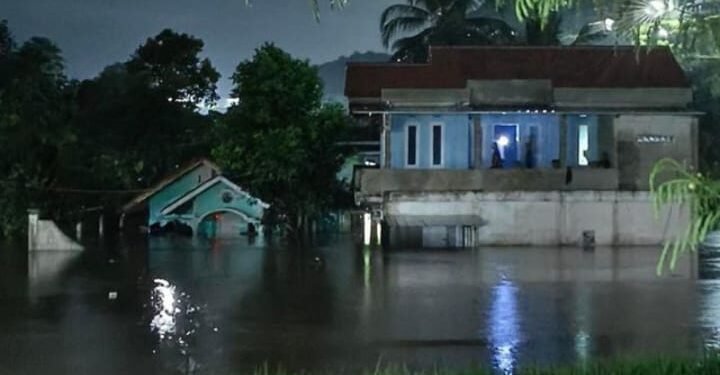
[2,235,720,374]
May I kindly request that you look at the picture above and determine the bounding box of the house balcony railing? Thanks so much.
[353,167,619,202]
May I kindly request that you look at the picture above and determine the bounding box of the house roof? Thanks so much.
[345,46,689,99]
[160,175,269,216]
[121,158,221,213]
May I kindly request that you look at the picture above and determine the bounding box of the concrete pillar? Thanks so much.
[382,113,391,168]
[27,209,39,251]
[76,221,82,241]
[472,116,483,169]
[559,114,568,167]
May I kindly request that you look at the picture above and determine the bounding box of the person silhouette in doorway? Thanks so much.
[491,142,503,169]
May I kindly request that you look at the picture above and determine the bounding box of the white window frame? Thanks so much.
[405,123,420,168]
[430,122,445,168]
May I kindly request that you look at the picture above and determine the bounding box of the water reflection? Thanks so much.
[27,250,82,298]
[2,240,720,374]
[150,278,178,340]
[488,277,521,374]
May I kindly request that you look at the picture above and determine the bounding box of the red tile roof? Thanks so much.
[345,46,689,99]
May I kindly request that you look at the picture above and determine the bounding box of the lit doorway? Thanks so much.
[493,124,519,168]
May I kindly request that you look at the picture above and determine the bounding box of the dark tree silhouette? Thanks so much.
[380,0,517,62]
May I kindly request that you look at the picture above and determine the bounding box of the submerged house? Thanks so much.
[346,46,697,247]
[122,159,268,237]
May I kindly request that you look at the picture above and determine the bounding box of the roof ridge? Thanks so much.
[121,158,221,212]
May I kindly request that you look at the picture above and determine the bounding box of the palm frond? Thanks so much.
[651,158,720,274]
[390,28,434,62]
[381,4,432,47]
[382,16,430,48]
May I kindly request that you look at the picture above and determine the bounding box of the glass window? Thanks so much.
[406,125,417,166]
[432,124,442,166]
[578,124,589,166]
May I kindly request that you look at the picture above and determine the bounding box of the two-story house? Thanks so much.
[347,46,696,248]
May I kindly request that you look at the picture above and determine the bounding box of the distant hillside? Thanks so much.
[316,51,390,104]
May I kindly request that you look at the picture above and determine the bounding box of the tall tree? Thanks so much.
[72,29,220,192]
[127,29,220,108]
[381,0,517,62]
[213,44,348,240]
[0,29,76,238]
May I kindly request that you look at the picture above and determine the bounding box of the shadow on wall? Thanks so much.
[617,139,639,191]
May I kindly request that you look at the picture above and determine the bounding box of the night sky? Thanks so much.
[1,0,396,97]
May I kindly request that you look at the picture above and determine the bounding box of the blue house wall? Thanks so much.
[387,113,607,170]
[390,114,471,169]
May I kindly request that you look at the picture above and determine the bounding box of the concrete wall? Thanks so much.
[468,79,553,106]
[28,220,83,251]
[614,115,697,190]
[554,88,692,108]
[382,88,469,107]
[383,191,688,247]
[355,168,619,197]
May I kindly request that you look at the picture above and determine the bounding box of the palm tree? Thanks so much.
[380,0,517,62]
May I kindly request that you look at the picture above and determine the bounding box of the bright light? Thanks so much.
[646,0,667,16]
[658,27,669,39]
[604,18,615,32]
[363,213,371,246]
[150,279,177,340]
[497,136,510,148]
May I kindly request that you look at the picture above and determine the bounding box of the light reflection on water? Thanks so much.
[488,278,520,374]
[699,251,720,350]
[4,239,720,374]
[151,278,178,340]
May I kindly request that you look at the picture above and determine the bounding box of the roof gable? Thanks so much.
[122,158,221,213]
[160,176,269,216]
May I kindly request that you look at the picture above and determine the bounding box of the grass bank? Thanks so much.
[252,355,720,375]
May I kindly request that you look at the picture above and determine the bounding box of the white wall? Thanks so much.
[385,191,688,246]
[29,220,83,251]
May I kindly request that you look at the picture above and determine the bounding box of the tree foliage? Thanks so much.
[212,44,348,239]
[72,29,219,191]
[381,0,516,62]
[0,24,220,239]
[127,29,220,108]
[0,24,77,237]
